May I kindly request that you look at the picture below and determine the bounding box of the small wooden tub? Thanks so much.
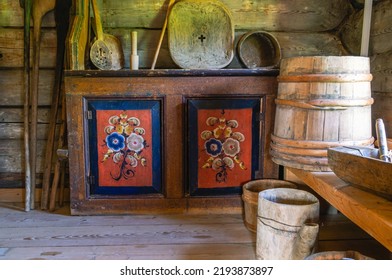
[242,179,297,232]
[271,56,374,171]
[237,31,281,69]
[306,250,373,260]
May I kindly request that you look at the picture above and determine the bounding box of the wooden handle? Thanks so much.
[151,0,176,69]
[376,118,390,162]
[91,0,104,40]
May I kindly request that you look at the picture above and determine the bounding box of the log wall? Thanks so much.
[0,0,390,202]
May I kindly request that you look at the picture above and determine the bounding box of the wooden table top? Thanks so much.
[288,168,392,252]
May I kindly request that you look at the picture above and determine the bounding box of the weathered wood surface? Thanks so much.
[0,204,389,260]
[370,50,392,134]
[289,168,392,252]
[101,0,351,32]
[328,146,392,200]
[0,26,347,69]
[340,0,392,56]
[0,140,54,173]
[1,0,352,31]
[0,27,56,68]
[0,69,54,105]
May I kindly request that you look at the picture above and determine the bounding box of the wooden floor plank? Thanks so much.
[0,244,256,260]
[0,203,390,260]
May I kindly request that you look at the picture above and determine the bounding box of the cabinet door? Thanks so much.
[86,99,162,196]
[187,97,262,196]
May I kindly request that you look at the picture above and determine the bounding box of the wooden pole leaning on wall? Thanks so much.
[30,0,55,210]
[21,0,32,211]
[40,0,71,210]
[151,0,176,70]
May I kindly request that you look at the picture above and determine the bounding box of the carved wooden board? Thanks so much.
[168,0,234,69]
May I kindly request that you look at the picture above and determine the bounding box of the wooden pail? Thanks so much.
[242,179,297,232]
[271,56,374,171]
[237,31,281,69]
[305,250,373,260]
[256,188,320,260]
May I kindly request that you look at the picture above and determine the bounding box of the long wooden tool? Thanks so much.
[49,88,68,212]
[90,0,124,70]
[41,0,72,210]
[21,0,32,211]
[375,119,391,162]
[30,0,55,209]
[151,0,176,70]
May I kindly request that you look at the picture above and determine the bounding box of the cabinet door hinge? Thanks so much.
[88,175,95,185]
[257,112,264,122]
[86,110,93,120]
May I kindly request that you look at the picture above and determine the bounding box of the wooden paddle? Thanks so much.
[90,0,124,70]
[21,0,32,211]
[40,0,72,210]
[30,0,55,209]
[151,0,176,70]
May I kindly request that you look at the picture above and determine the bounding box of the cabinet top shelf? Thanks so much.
[65,68,279,78]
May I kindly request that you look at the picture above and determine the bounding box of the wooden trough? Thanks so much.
[328,146,392,200]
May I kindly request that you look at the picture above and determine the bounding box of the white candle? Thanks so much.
[131,31,139,69]
[131,31,137,55]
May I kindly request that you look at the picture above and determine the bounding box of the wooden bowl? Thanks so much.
[237,31,281,69]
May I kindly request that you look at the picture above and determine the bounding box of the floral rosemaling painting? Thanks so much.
[200,111,247,183]
[101,112,148,181]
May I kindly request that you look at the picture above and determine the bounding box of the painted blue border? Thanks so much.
[187,97,261,196]
[87,99,162,196]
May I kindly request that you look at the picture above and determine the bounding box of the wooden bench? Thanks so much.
[288,168,392,252]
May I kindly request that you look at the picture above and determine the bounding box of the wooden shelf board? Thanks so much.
[288,167,392,252]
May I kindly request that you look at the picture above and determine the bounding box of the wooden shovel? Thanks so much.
[30,0,55,210]
[41,0,72,210]
[90,0,124,70]
[21,0,32,211]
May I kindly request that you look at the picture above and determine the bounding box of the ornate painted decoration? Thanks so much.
[200,110,247,183]
[101,112,148,181]
[87,99,162,196]
[96,109,152,187]
[187,98,261,196]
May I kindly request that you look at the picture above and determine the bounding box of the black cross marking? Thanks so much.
[198,34,206,43]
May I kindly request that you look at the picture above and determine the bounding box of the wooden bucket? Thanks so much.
[305,250,373,260]
[271,56,374,171]
[256,188,319,260]
[242,179,297,232]
[237,31,281,69]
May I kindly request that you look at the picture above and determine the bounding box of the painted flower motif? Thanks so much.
[223,138,240,157]
[223,157,234,169]
[211,158,223,171]
[127,132,145,153]
[112,152,124,163]
[126,155,138,167]
[106,132,125,152]
[205,138,223,157]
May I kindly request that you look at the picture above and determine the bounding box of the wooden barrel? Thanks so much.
[242,179,297,232]
[271,56,374,171]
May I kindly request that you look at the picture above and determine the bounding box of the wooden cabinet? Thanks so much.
[65,69,279,215]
